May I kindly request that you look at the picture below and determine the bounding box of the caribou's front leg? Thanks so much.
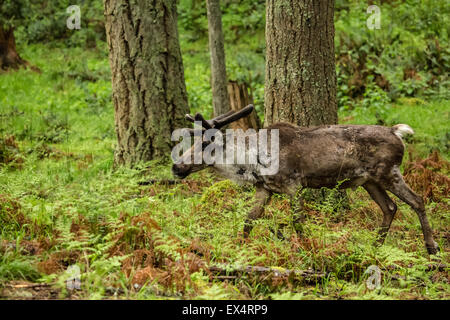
[243,184,272,238]
[363,182,398,246]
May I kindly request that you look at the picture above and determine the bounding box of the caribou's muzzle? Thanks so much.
[172,164,191,179]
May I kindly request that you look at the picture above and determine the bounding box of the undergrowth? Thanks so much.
[0,1,449,299]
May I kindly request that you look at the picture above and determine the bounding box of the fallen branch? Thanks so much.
[385,263,448,273]
[208,262,448,284]
[208,264,327,283]
[5,283,51,289]
[138,179,181,186]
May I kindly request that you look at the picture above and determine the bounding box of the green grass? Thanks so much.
[0,42,449,300]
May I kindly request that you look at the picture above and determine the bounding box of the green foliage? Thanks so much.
[0,250,41,283]
[1,0,105,48]
[178,0,449,120]
[6,0,448,116]
[335,0,449,108]
[0,0,449,300]
[0,0,27,27]
[179,0,265,43]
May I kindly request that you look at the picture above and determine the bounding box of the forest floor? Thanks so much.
[0,44,449,300]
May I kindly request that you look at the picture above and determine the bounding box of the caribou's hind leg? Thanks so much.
[384,167,439,255]
[363,182,397,245]
[243,184,272,238]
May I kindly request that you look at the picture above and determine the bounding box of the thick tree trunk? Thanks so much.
[265,0,346,207]
[104,0,189,166]
[206,0,231,117]
[0,26,38,72]
[227,81,261,130]
[264,0,337,127]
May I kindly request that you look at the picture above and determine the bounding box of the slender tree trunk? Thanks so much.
[104,0,189,166]
[206,0,230,117]
[264,0,337,127]
[0,26,39,72]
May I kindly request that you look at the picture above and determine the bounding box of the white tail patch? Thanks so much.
[393,124,414,139]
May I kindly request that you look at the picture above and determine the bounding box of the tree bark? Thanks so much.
[264,0,337,127]
[0,26,39,72]
[206,0,231,117]
[104,0,189,166]
[227,81,261,130]
[265,0,346,206]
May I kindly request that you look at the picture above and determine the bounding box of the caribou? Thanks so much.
[171,105,439,255]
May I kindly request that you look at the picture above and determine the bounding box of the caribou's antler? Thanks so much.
[185,105,254,130]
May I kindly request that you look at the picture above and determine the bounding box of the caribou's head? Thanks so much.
[171,105,254,179]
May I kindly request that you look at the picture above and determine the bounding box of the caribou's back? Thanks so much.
[263,123,405,192]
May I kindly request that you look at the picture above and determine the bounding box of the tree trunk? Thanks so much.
[0,26,38,72]
[264,0,337,127]
[206,0,231,117]
[104,0,189,166]
[265,0,346,207]
[227,81,261,130]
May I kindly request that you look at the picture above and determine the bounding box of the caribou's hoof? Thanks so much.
[268,227,285,240]
[276,230,285,240]
[243,223,252,239]
[426,241,440,255]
